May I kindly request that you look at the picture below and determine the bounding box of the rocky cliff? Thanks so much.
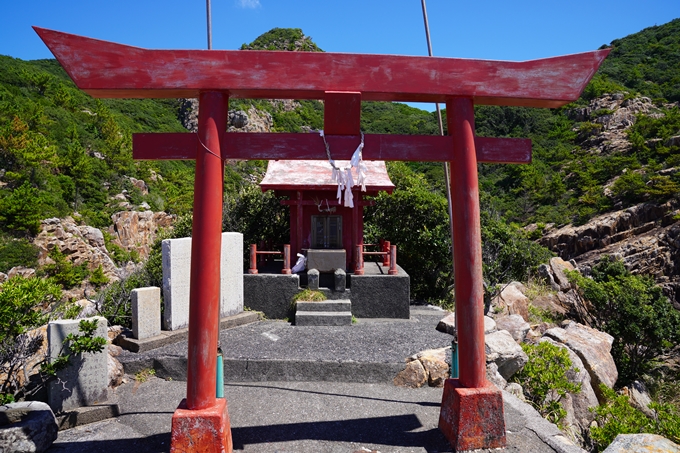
[537,94,680,306]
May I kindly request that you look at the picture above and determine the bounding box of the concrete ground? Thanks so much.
[46,306,586,453]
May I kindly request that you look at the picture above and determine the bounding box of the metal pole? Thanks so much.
[420,0,455,272]
[206,0,213,50]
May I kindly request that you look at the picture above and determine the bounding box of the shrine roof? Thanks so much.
[260,160,395,193]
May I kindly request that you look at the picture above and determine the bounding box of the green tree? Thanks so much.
[570,256,680,384]
[0,182,45,235]
[0,276,61,401]
[365,162,453,302]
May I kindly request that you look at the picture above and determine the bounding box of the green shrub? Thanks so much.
[103,231,136,265]
[569,256,680,384]
[0,276,61,400]
[591,385,680,452]
[512,341,581,425]
[40,247,89,289]
[89,264,109,288]
[0,236,38,272]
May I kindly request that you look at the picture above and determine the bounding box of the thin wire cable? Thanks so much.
[206,0,213,50]
[421,0,455,276]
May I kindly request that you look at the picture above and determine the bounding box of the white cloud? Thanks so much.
[237,0,261,8]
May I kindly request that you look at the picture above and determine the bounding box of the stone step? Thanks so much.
[295,311,352,326]
[295,300,351,312]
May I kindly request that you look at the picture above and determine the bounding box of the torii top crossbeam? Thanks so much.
[34,27,607,107]
[35,25,608,452]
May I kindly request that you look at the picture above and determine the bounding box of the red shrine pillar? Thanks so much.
[170,91,233,453]
[438,97,506,451]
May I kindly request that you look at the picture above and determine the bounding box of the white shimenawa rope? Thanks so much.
[319,130,367,208]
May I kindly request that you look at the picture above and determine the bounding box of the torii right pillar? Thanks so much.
[439,97,506,451]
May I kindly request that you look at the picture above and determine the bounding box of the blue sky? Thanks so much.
[1,0,678,110]
[2,0,678,61]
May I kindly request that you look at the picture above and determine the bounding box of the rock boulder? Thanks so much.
[0,401,58,453]
[485,330,528,380]
[544,321,617,402]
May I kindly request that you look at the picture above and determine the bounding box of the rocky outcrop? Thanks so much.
[540,337,599,444]
[537,95,680,306]
[602,433,680,452]
[108,210,174,261]
[485,329,528,380]
[567,94,657,155]
[0,401,58,453]
[34,217,118,283]
[491,282,530,319]
[539,202,675,259]
[544,322,617,402]
[539,201,680,305]
[495,314,530,343]
[179,100,273,134]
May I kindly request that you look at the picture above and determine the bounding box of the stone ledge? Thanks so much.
[55,404,120,431]
[116,311,260,353]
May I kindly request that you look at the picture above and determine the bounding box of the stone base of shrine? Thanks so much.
[170,398,232,453]
[243,262,410,320]
[438,378,506,451]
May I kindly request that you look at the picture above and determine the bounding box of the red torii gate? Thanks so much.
[35,26,608,452]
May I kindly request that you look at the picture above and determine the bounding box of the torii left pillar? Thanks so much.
[170,91,233,452]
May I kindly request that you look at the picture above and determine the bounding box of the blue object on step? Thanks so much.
[216,347,224,398]
[450,340,459,379]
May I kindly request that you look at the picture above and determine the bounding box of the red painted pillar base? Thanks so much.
[439,378,506,451]
[170,398,233,453]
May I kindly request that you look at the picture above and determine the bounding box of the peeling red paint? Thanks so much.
[439,379,506,450]
[171,398,232,453]
[34,26,609,107]
[133,132,532,164]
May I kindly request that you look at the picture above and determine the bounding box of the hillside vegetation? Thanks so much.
[0,22,678,304]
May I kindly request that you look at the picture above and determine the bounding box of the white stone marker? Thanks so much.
[47,316,108,413]
[162,232,243,330]
[132,286,161,339]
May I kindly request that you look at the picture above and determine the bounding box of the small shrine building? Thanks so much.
[259,159,395,269]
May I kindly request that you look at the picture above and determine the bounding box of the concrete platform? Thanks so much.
[49,306,587,453]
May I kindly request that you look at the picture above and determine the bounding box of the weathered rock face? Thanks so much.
[0,401,58,453]
[534,95,680,306]
[540,337,599,445]
[495,314,531,343]
[179,99,273,134]
[568,94,658,156]
[490,282,530,320]
[395,347,450,388]
[34,217,118,281]
[540,202,675,259]
[622,380,654,418]
[544,321,618,402]
[602,433,680,453]
[393,359,427,388]
[485,329,528,380]
[107,344,125,388]
[539,201,680,306]
[108,211,174,261]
